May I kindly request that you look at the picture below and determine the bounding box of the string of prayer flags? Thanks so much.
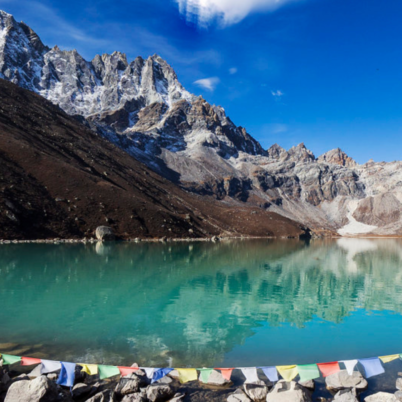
[79,364,99,376]
[218,368,234,381]
[0,354,21,365]
[118,366,139,377]
[317,362,340,378]
[199,368,214,383]
[340,360,358,376]
[379,355,399,364]
[177,369,198,384]
[259,367,278,383]
[41,360,61,374]
[152,368,173,383]
[98,365,120,380]
[21,357,41,366]
[143,368,156,380]
[57,362,76,387]
[359,358,385,378]
[241,368,259,383]
[297,364,320,383]
[276,365,298,381]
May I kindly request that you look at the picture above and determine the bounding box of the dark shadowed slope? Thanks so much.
[0,79,309,240]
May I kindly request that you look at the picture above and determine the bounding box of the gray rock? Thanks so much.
[168,371,179,380]
[115,373,145,396]
[46,373,58,381]
[364,393,398,402]
[395,392,402,402]
[334,389,359,402]
[298,380,314,391]
[73,383,92,399]
[0,368,11,393]
[146,384,174,402]
[121,393,147,402]
[168,394,185,402]
[266,380,312,402]
[156,376,173,385]
[397,378,402,391]
[85,390,115,402]
[243,380,269,401]
[227,389,252,402]
[5,376,58,402]
[199,369,232,386]
[326,370,368,393]
[95,226,115,241]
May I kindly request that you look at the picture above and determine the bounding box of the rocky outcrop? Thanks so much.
[4,376,58,402]
[95,226,115,241]
[243,380,269,401]
[325,370,368,393]
[318,148,357,168]
[265,381,312,402]
[364,393,399,402]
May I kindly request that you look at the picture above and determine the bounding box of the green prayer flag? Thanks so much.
[297,364,320,382]
[199,369,213,383]
[1,354,21,365]
[98,365,120,380]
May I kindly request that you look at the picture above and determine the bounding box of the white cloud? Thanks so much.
[194,77,220,91]
[229,67,238,74]
[175,0,298,27]
[271,89,284,97]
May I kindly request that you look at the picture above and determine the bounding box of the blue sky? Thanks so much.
[2,0,402,163]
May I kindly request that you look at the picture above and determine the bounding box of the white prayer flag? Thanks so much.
[40,360,62,374]
[340,360,358,376]
[241,368,259,383]
[142,367,156,379]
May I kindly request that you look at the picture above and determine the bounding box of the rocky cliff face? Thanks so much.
[1,9,402,237]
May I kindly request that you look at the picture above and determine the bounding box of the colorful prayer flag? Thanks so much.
[317,362,340,378]
[276,365,298,381]
[297,364,320,382]
[259,367,278,383]
[340,360,358,376]
[57,362,76,387]
[379,354,399,364]
[79,364,98,376]
[142,368,156,379]
[359,358,385,378]
[0,354,21,365]
[177,369,198,384]
[217,368,234,381]
[241,368,259,383]
[98,365,120,380]
[118,366,139,377]
[199,369,214,383]
[41,360,61,374]
[21,357,41,366]
[152,368,173,383]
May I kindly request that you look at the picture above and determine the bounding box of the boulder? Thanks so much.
[115,373,145,396]
[334,389,359,402]
[243,380,269,401]
[0,367,11,393]
[121,393,147,402]
[146,384,174,402]
[168,394,185,401]
[73,383,92,399]
[227,389,252,402]
[95,226,115,241]
[326,370,368,393]
[85,390,115,402]
[266,380,312,402]
[397,379,402,390]
[157,376,173,385]
[298,380,314,391]
[365,393,398,402]
[199,369,232,387]
[5,376,58,402]
[395,391,402,402]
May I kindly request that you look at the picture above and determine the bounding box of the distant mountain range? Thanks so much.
[1,9,402,237]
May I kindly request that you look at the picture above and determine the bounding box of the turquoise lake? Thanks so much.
[1,238,402,369]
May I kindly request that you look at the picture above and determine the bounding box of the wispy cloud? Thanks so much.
[175,0,299,27]
[194,77,220,91]
[229,67,238,74]
[271,89,284,97]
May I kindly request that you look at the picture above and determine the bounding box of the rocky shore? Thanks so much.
[1,361,402,402]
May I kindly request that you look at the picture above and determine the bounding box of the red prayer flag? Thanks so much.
[118,366,139,377]
[317,362,340,377]
[21,357,42,366]
[216,368,234,381]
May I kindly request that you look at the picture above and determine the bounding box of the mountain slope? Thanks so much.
[0,79,309,240]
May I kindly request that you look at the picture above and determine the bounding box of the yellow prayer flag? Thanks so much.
[379,354,399,364]
[176,368,198,384]
[276,365,298,381]
[79,364,99,375]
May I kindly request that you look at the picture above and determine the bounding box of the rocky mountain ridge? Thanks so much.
[1,9,402,236]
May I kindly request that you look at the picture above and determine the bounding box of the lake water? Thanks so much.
[1,238,402,371]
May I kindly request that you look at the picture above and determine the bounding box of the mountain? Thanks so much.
[1,9,402,237]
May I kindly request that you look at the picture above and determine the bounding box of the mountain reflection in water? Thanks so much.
[0,238,402,367]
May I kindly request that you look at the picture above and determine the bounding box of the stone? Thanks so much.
[157,376,173,384]
[168,370,179,380]
[5,376,58,402]
[397,378,402,390]
[394,391,402,402]
[334,389,359,402]
[199,369,232,386]
[115,373,145,396]
[73,383,92,399]
[298,380,314,391]
[95,226,115,241]
[85,390,115,402]
[121,393,147,402]
[227,389,252,402]
[364,393,399,402]
[46,373,58,381]
[243,380,269,401]
[326,370,368,393]
[146,384,174,402]
[168,394,185,402]
[28,365,43,379]
[266,380,312,402]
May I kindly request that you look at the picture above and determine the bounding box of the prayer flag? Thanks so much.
[98,365,120,380]
[379,355,399,364]
[0,354,21,365]
[340,360,358,376]
[241,368,259,383]
[57,362,76,387]
[21,357,41,366]
[199,369,213,383]
[217,368,234,381]
[297,364,320,382]
[359,358,385,378]
[118,366,139,377]
[259,367,278,383]
[317,362,340,378]
[276,365,298,381]
[152,368,173,383]
[41,360,61,374]
[79,364,98,376]
[143,368,156,379]
[177,369,198,384]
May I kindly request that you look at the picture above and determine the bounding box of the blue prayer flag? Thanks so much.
[152,368,173,383]
[359,358,385,378]
[56,362,76,387]
[259,366,278,382]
